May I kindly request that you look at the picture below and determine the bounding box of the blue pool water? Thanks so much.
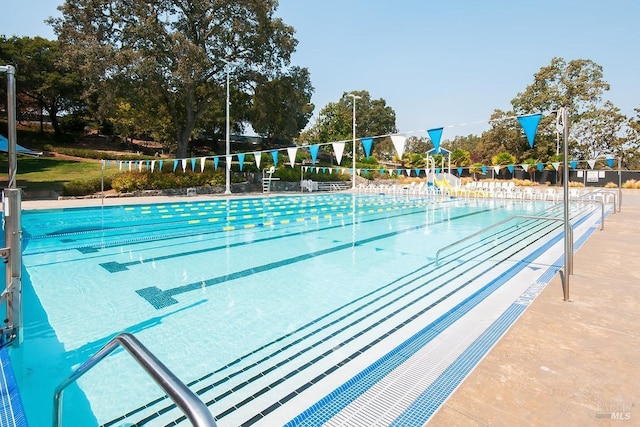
[6,194,602,426]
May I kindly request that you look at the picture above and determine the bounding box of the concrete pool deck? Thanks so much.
[429,190,640,426]
[18,189,640,425]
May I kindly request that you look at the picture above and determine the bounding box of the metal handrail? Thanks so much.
[53,332,217,427]
[579,188,620,213]
[435,215,572,267]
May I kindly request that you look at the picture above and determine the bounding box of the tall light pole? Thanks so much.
[221,59,238,195]
[349,93,361,190]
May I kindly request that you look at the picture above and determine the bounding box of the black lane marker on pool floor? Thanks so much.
[136,208,492,309]
[101,201,443,273]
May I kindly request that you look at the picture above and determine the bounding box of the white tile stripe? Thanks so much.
[0,351,17,427]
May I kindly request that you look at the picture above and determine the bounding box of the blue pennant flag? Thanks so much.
[507,165,514,173]
[481,166,487,174]
[607,158,614,168]
[517,113,542,148]
[427,127,444,153]
[159,160,164,171]
[363,168,369,175]
[172,160,178,172]
[214,157,219,170]
[361,137,373,158]
[457,167,463,175]
[271,150,278,167]
[191,158,196,171]
[146,160,150,170]
[570,161,578,169]
[322,167,327,173]
[237,153,245,171]
[537,163,544,172]
[379,168,385,175]
[435,168,441,174]
[309,145,320,164]
[415,169,420,177]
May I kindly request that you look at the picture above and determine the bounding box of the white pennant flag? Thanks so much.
[138,161,143,172]
[181,158,187,172]
[287,147,298,168]
[253,152,261,169]
[494,165,500,175]
[200,157,206,172]
[587,159,596,169]
[128,161,132,172]
[151,160,156,172]
[329,168,333,174]
[521,163,529,171]
[226,155,232,170]
[552,162,560,170]
[303,166,308,173]
[405,169,411,176]
[390,135,406,159]
[357,168,361,176]
[332,142,345,165]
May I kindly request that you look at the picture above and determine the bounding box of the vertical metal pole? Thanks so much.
[4,66,17,189]
[562,107,570,301]
[349,94,360,190]
[101,160,105,206]
[618,156,622,212]
[224,67,231,195]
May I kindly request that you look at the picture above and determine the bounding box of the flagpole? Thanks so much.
[349,93,361,190]
[561,107,571,301]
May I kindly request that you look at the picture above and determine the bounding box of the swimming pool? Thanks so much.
[6,193,604,426]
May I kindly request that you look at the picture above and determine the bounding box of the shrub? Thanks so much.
[110,170,227,193]
[63,176,112,196]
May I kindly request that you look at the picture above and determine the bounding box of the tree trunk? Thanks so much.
[174,88,199,159]
[47,105,62,139]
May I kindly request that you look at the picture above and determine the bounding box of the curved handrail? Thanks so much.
[53,332,217,427]
[579,188,619,213]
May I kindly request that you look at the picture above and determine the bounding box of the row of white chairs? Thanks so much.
[356,181,615,203]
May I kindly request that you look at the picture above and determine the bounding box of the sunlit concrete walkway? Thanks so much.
[428,190,640,426]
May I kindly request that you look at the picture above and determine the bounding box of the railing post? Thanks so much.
[2,188,22,347]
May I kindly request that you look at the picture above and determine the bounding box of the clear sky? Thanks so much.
[2,0,639,139]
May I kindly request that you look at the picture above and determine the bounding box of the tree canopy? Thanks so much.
[0,35,83,138]
[50,0,301,157]
[300,90,398,160]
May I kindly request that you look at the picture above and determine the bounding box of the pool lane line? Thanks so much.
[26,194,382,237]
[97,201,457,273]
[135,207,492,309]
[106,210,577,426]
[24,196,436,249]
[24,198,455,268]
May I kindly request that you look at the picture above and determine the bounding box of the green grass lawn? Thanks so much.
[0,155,118,192]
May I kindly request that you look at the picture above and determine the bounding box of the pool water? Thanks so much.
[8,194,598,426]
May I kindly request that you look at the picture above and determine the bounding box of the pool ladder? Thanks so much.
[53,332,217,427]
